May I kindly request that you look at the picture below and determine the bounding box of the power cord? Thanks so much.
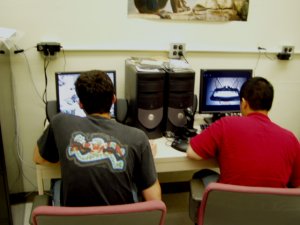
[254,46,276,75]
[179,52,189,64]
[13,44,45,103]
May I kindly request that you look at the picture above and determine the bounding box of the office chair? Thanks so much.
[32,199,166,225]
[189,181,300,225]
[30,165,166,225]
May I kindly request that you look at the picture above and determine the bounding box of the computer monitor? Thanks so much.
[199,69,252,123]
[55,70,116,118]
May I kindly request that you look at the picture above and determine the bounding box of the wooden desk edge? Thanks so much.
[35,157,218,177]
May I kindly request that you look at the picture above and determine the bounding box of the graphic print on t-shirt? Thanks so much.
[67,131,127,171]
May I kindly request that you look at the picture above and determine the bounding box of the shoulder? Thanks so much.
[116,122,148,138]
[217,114,260,126]
[50,113,89,130]
[211,115,245,128]
[114,122,150,150]
[52,112,70,121]
[272,122,300,144]
[52,112,83,123]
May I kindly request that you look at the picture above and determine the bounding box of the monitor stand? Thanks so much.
[204,113,226,124]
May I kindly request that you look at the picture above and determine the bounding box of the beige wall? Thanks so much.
[1,0,300,192]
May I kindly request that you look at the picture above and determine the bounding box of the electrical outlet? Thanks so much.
[282,45,294,54]
[169,43,186,59]
[277,45,295,60]
[37,42,61,56]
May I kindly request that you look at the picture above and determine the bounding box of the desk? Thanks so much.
[35,114,219,194]
[36,137,218,194]
[153,137,218,173]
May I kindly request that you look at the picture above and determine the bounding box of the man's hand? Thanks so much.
[149,140,157,157]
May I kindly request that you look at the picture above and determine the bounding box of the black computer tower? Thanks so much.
[164,69,195,136]
[125,60,166,139]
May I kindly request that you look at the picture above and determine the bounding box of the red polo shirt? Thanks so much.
[190,113,300,188]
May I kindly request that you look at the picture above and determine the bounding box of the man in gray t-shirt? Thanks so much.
[34,70,161,206]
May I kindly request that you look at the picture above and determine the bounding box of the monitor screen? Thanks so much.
[199,69,252,118]
[55,71,116,118]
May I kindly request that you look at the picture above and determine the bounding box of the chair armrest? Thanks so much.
[29,195,51,225]
[189,178,205,223]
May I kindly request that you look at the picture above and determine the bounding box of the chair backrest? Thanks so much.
[198,182,300,225]
[32,200,166,225]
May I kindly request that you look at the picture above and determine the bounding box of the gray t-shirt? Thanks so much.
[38,113,157,206]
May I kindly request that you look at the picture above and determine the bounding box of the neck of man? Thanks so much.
[89,113,111,119]
[245,109,269,116]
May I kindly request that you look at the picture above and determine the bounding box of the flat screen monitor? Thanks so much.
[199,69,252,123]
[55,70,116,118]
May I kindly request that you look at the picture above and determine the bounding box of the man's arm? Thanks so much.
[33,145,59,166]
[142,179,162,201]
[186,144,203,160]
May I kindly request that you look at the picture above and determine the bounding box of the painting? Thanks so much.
[128,0,249,21]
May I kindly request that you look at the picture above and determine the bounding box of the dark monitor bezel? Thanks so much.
[199,69,253,114]
[55,70,117,118]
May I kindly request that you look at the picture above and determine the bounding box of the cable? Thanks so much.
[12,43,50,191]
[253,48,262,75]
[42,53,52,102]
[7,47,38,192]
[61,47,67,71]
[5,42,63,192]
[13,44,45,103]
[263,50,277,61]
[254,46,276,76]
[42,55,51,125]
[179,52,189,64]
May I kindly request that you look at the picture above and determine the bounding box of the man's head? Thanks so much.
[239,77,274,115]
[75,70,115,115]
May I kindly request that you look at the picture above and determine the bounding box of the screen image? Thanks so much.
[55,71,116,117]
[199,69,252,115]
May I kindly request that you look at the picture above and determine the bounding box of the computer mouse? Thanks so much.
[171,138,188,152]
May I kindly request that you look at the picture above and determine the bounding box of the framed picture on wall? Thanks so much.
[128,0,249,21]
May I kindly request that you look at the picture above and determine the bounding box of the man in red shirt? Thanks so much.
[187,77,300,188]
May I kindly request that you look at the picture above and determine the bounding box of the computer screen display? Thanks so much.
[199,69,252,116]
[55,71,116,118]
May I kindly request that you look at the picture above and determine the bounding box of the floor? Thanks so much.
[11,191,194,225]
[162,192,194,225]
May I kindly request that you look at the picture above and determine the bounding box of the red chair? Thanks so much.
[32,200,166,225]
[190,181,300,225]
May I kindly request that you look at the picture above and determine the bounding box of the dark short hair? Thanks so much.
[75,70,114,115]
[240,77,274,111]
